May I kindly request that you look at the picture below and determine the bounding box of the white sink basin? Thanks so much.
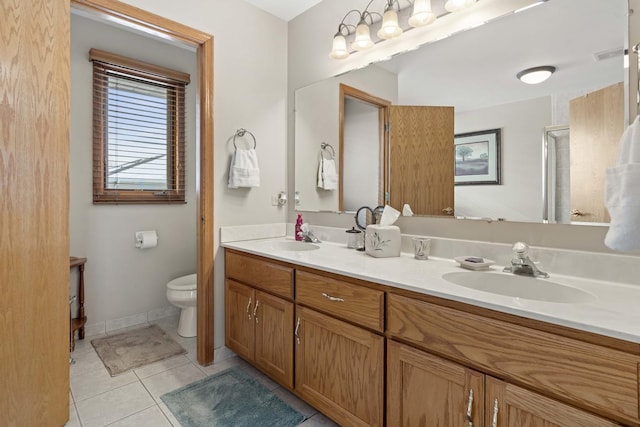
[268,241,320,252]
[442,272,596,303]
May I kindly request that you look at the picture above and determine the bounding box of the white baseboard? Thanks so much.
[83,305,180,337]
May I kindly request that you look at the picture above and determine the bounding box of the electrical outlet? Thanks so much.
[271,194,278,206]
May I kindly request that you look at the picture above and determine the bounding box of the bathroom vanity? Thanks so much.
[223,239,640,426]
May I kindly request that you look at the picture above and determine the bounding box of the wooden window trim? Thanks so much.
[91,49,188,204]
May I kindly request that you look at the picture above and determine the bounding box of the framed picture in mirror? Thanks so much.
[454,128,501,185]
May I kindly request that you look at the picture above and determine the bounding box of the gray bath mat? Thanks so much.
[91,324,186,376]
[161,367,306,427]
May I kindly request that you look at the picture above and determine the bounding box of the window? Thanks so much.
[90,49,190,204]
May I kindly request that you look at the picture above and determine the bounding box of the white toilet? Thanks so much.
[166,273,197,337]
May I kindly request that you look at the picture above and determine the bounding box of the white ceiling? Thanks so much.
[243,0,323,21]
[374,0,626,112]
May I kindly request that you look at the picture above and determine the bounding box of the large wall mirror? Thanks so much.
[294,0,628,225]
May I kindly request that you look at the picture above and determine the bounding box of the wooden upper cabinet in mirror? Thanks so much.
[293,0,629,225]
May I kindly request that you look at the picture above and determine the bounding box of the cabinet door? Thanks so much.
[254,290,294,388]
[485,377,619,427]
[388,340,484,427]
[295,306,384,427]
[225,279,255,361]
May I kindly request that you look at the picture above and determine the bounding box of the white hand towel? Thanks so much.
[604,116,640,251]
[317,158,338,190]
[228,148,260,189]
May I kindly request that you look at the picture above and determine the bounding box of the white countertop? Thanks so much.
[223,237,640,345]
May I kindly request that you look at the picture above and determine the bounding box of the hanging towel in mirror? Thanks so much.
[228,148,260,188]
[317,157,338,190]
[604,116,640,251]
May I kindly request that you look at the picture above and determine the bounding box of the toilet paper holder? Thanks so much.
[135,230,158,249]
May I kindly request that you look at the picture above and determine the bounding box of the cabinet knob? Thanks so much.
[322,292,345,302]
[442,207,454,215]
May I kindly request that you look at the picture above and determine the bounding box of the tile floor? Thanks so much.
[65,316,338,427]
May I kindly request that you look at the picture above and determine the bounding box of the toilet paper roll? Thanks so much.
[135,230,158,249]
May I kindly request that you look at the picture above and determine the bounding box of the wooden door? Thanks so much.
[388,105,455,216]
[387,341,484,427]
[569,82,624,223]
[1,0,70,425]
[254,290,294,388]
[295,306,384,427]
[485,377,619,427]
[224,280,255,361]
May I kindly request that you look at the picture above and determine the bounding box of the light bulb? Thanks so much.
[329,34,349,59]
[377,9,402,39]
[409,0,436,27]
[445,0,476,12]
[352,22,374,51]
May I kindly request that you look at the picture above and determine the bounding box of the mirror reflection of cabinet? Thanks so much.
[569,82,624,223]
[388,105,454,216]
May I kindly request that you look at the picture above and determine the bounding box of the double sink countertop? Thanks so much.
[222,237,640,344]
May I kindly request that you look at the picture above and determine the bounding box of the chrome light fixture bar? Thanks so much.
[330,0,475,60]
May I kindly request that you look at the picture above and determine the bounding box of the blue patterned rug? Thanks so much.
[160,367,306,427]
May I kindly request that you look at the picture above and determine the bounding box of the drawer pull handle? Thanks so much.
[253,300,259,323]
[294,317,301,345]
[466,389,473,427]
[322,292,345,302]
[246,297,252,321]
[491,399,499,427]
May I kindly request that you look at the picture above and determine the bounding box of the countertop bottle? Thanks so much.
[295,213,304,241]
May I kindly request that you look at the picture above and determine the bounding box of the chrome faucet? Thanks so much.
[503,242,549,278]
[298,224,321,243]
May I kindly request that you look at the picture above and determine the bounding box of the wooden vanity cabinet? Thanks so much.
[225,251,294,388]
[387,292,640,426]
[295,270,385,426]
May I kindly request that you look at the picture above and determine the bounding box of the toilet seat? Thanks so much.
[167,274,197,291]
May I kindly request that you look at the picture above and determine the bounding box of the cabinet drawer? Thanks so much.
[387,293,640,424]
[296,271,384,332]
[226,251,293,299]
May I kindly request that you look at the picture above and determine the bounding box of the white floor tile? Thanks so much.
[134,354,191,379]
[71,333,105,355]
[141,362,206,402]
[70,347,106,377]
[71,366,138,402]
[75,382,155,427]
[197,355,246,376]
[64,403,81,427]
[106,405,172,427]
[157,402,183,427]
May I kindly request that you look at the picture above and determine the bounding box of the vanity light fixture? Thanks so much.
[516,66,556,84]
[444,0,477,12]
[330,0,444,60]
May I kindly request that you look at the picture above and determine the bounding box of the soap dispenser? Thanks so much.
[295,213,304,241]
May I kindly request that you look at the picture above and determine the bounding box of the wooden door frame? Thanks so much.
[339,84,390,211]
[70,0,215,365]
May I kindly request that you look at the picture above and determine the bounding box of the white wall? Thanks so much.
[82,0,288,348]
[70,15,197,326]
[288,0,640,255]
[454,97,551,222]
[294,65,397,211]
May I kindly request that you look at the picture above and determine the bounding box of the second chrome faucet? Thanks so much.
[503,242,549,278]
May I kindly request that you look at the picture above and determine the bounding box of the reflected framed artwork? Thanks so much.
[454,128,501,185]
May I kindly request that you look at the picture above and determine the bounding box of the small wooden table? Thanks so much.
[69,257,87,352]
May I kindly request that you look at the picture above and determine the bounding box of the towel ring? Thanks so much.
[320,142,335,160]
[233,128,257,149]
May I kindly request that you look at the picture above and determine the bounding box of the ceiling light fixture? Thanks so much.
[444,0,477,13]
[330,0,449,60]
[516,66,556,84]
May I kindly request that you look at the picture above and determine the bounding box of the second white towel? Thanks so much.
[228,149,260,189]
[317,158,338,190]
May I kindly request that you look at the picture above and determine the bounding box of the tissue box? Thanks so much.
[365,225,401,258]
